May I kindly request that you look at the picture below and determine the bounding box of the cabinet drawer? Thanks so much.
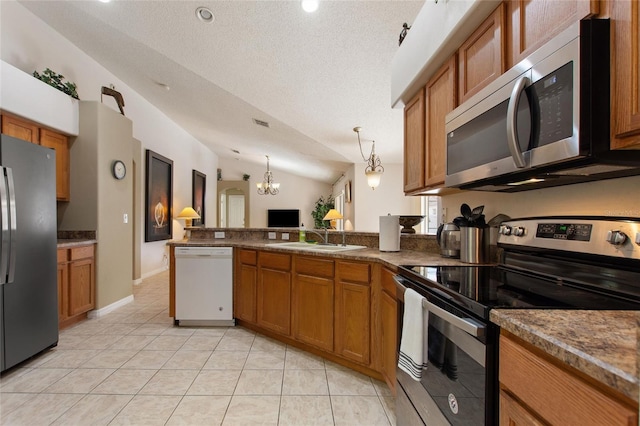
[381,267,397,296]
[71,245,94,261]
[259,251,291,271]
[336,261,371,284]
[296,256,334,278]
[238,249,257,266]
[57,248,69,263]
[500,334,637,425]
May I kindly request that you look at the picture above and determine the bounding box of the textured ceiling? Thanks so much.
[20,0,423,183]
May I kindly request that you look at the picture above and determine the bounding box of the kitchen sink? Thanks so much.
[267,242,368,252]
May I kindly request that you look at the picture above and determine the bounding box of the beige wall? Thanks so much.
[60,102,134,309]
[441,175,640,222]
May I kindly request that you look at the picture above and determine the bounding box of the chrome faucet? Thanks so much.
[304,228,346,246]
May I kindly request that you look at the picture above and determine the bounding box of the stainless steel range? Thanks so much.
[395,216,640,426]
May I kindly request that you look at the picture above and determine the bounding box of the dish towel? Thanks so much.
[398,288,428,381]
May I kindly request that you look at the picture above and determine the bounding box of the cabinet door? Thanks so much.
[380,266,397,393]
[425,55,456,188]
[39,129,70,201]
[292,274,334,351]
[499,390,545,426]
[458,3,505,104]
[1,114,39,144]
[257,267,292,335]
[611,0,640,149]
[506,0,599,69]
[335,280,371,364]
[69,257,95,316]
[404,89,425,193]
[235,263,257,323]
[57,259,69,323]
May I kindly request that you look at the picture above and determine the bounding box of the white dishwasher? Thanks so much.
[175,246,235,326]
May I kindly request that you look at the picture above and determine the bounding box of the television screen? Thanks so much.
[267,209,300,228]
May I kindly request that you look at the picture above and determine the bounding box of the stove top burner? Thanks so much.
[398,264,640,321]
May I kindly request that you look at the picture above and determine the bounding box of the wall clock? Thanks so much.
[112,160,126,180]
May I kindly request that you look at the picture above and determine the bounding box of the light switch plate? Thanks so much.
[282,233,289,240]
[268,232,277,239]
[214,231,225,239]
[123,213,128,224]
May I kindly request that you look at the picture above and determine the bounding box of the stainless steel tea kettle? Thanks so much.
[436,223,461,258]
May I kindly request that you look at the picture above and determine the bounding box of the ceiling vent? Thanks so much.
[253,118,270,128]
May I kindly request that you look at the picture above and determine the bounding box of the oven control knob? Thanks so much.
[513,226,526,237]
[499,225,512,236]
[606,230,627,245]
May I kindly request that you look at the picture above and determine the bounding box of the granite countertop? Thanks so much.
[57,239,97,248]
[168,238,473,269]
[491,309,639,401]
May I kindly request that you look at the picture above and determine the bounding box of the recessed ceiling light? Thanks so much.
[301,0,319,13]
[98,0,111,3]
[195,7,214,23]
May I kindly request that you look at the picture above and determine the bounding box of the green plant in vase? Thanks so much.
[311,194,335,229]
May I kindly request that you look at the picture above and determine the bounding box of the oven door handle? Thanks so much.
[395,275,485,338]
[423,299,486,338]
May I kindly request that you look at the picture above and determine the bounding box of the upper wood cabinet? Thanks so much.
[40,129,70,201]
[1,113,39,144]
[404,90,426,193]
[458,3,506,104]
[424,55,457,188]
[506,0,599,69]
[0,113,71,201]
[611,0,640,149]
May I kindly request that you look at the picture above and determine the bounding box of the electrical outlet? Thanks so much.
[282,233,289,240]
[214,231,225,239]
[268,232,277,239]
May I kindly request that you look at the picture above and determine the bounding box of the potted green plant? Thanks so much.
[32,68,79,99]
[242,173,250,181]
[311,194,335,229]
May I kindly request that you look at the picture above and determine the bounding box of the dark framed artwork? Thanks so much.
[145,149,173,242]
[192,170,206,227]
[345,180,352,203]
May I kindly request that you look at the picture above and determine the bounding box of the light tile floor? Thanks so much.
[0,271,396,425]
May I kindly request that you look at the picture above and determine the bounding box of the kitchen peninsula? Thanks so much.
[167,228,637,413]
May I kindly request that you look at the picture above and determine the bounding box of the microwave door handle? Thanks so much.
[506,76,529,168]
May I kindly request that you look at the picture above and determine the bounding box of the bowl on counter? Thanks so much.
[399,215,424,234]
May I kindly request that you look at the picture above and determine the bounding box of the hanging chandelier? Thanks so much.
[256,155,280,195]
[354,127,384,189]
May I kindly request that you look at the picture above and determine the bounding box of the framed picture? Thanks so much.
[192,170,206,226]
[345,180,352,203]
[145,149,173,242]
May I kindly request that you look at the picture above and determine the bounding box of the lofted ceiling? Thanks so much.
[19,0,423,183]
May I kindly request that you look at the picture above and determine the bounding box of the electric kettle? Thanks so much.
[436,223,461,258]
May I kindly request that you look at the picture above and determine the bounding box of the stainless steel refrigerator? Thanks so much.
[0,134,58,373]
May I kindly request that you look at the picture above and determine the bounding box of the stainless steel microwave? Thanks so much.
[445,19,640,192]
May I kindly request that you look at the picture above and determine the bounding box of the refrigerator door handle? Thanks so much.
[0,166,9,285]
[6,168,16,283]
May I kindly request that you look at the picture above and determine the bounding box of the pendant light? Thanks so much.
[256,155,280,195]
[354,127,384,189]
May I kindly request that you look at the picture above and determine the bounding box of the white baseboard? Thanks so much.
[133,278,143,286]
[141,266,168,280]
[87,295,134,319]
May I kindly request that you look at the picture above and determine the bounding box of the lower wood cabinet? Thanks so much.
[380,266,397,394]
[499,332,638,425]
[257,252,292,335]
[335,260,371,365]
[292,256,335,352]
[234,249,258,324]
[57,244,95,329]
